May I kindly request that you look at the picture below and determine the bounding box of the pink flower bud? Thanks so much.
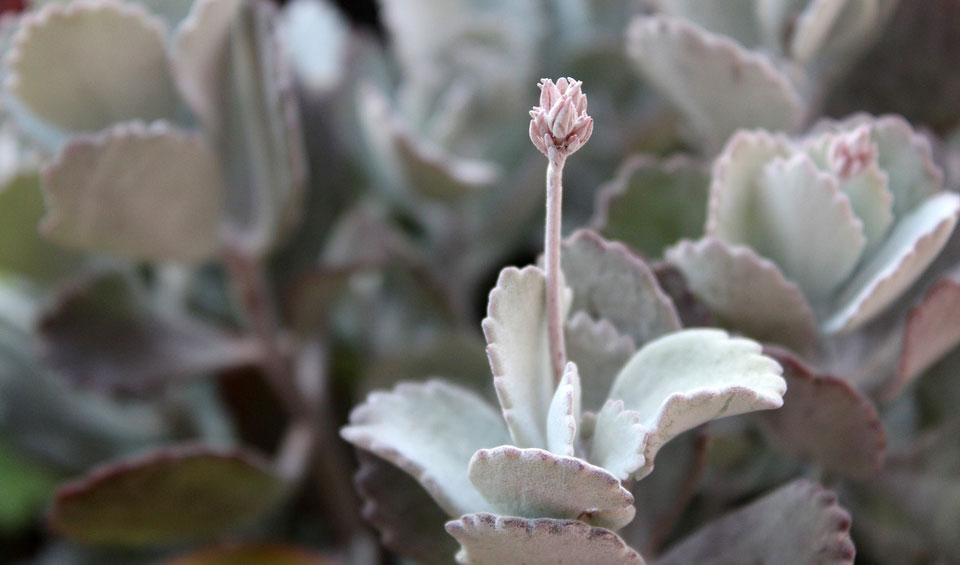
[530,78,593,161]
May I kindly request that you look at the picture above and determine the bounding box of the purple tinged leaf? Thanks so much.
[36,270,260,395]
[758,347,886,479]
[825,191,960,332]
[446,514,646,565]
[665,238,818,354]
[887,277,960,399]
[354,451,458,565]
[49,444,287,546]
[161,544,337,565]
[561,229,681,348]
[656,480,855,565]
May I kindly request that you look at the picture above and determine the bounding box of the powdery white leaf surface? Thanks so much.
[6,0,178,133]
[482,266,558,448]
[469,446,635,531]
[170,0,244,134]
[593,329,785,479]
[565,312,636,414]
[752,154,866,302]
[591,155,709,260]
[561,229,681,347]
[758,347,885,479]
[40,121,222,262]
[626,16,802,150]
[812,114,943,221]
[665,238,817,353]
[354,451,459,565]
[889,277,960,398]
[48,444,287,546]
[706,129,792,244]
[341,380,509,517]
[358,86,498,202]
[791,0,893,69]
[546,363,582,457]
[446,513,646,565]
[656,480,855,565]
[825,192,960,332]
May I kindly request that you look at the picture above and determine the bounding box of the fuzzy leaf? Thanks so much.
[40,121,223,262]
[751,154,866,302]
[561,229,681,346]
[565,312,636,414]
[812,114,944,221]
[174,0,307,254]
[890,277,960,398]
[357,86,499,202]
[825,192,960,332]
[49,445,287,546]
[706,129,792,244]
[546,363,582,457]
[446,514,645,565]
[665,238,818,353]
[37,271,260,394]
[170,0,244,134]
[592,329,785,479]
[591,155,709,258]
[162,544,335,565]
[354,451,458,565]
[341,380,509,516]
[758,348,885,478]
[626,16,802,150]
[469,446,635,531]
[482,266,558,448]
[6,0,178,134]
[657,480,855,565]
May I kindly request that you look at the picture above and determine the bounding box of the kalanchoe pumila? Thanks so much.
[667,115,960,352]
[341,80,789,561]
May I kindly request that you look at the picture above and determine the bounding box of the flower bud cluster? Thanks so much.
[529,77,593,161]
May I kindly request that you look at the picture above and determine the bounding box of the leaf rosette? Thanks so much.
[342,231,788,561]
[668,115,960,353]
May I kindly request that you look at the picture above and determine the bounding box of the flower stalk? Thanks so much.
[530,78,593,383]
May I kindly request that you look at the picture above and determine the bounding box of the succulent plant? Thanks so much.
[0,1,958,563]
[666,115,960,353]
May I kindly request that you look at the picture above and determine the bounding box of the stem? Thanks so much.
[545,154,567,384]
[222,245,308,420]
